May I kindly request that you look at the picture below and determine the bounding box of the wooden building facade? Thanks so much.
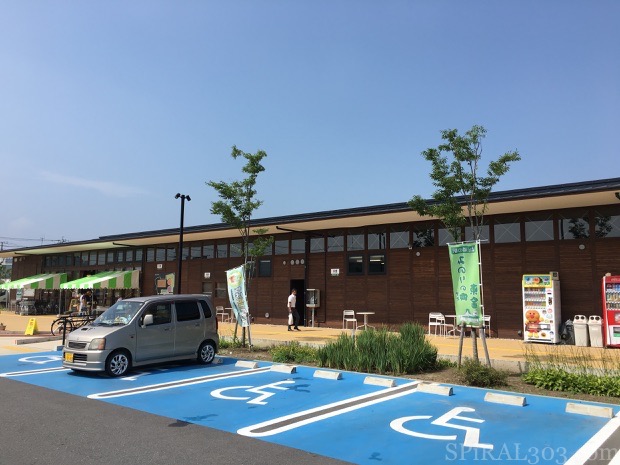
[3,178,620,339]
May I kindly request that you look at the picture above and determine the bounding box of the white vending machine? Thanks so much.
[522,273,561,343]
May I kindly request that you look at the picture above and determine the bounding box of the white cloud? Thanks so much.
[40,171,149,197]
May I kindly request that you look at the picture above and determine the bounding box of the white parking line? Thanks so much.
[238,381,420,437]
[565,414,620,465]
[0,367,69,377]
[88,367,271,399]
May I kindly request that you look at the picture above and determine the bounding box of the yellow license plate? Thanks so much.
[64,352,74,363]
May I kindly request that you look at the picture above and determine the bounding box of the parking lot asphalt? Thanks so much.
[2,310,620,465]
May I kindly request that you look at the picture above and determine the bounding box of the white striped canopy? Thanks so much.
[60,270,140,290]
[0,273,68,290]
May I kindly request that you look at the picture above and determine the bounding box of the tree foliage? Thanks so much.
[409,125,520,241]
[207,146,273,285]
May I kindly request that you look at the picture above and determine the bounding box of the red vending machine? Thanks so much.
[602,274,620,348]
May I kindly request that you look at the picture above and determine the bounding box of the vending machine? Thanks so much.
[602,275,620,348]
[522,273,561,343]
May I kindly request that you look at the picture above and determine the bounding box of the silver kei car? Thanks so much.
[62,294,219,377]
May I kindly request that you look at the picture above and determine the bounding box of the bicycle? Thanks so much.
[50,314,96,336]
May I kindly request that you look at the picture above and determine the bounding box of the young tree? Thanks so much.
[207,145,273,291]
[409,125,520,241]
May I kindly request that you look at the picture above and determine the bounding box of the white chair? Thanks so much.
[428,312,453,337]
[216,305,230,323]
[483,314,491,337]
[343,310,358,329]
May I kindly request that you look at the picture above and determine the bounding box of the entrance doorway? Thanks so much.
[290,279,305,326]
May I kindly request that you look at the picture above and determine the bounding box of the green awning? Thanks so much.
[0,273,68,290]
[60,270,140,290]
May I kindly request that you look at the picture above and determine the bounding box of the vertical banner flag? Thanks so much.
[226,265,250,328]
[448,242,482,327]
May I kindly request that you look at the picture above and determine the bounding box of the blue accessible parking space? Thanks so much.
[1,352,619,465]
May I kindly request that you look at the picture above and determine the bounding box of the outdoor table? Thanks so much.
[307,307,317,327]
[356,311,375,330]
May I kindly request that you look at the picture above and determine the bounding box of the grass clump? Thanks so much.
[270,341,318,364]
[219,336,244,349]
[316,322,438,375]
[523,345,620,397]
[456,358,508,388]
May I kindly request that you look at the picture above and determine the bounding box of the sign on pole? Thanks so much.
[448,242,482,327]
[226,265,250,328]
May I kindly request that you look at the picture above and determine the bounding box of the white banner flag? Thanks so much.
[226,265,250,327]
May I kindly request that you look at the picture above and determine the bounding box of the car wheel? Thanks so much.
[197,341,216,364]
[105,350,131,377]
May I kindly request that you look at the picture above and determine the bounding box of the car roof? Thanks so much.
[122,294,213,304]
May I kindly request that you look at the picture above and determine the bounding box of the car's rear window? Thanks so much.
[198,299,213,318]
[175,300,201,322]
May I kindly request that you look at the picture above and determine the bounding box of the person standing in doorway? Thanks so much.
[80,290,92,315]
[287,288,300,331]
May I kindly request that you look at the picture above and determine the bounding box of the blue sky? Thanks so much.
[1,1,618,249]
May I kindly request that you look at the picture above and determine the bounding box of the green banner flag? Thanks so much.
[448,242,482,327]
[226,265,250,328]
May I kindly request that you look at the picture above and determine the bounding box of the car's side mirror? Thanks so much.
[142,314,154,327]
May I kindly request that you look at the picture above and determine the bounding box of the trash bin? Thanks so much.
[560,319,575,345]
[588,315,603,348]
[573,315,589,346]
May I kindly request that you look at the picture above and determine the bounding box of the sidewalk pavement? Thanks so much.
[2,311,619,373]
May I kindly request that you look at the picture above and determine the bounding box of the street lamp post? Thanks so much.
[175,193,191,294]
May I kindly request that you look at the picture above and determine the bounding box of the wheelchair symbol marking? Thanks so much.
[211,380,295,404]
[390,407,493,450]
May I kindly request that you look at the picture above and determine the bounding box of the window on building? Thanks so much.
[146,248,155,262]
[107,252,115,264]
[347,230,364,251]
[258,259,272,277]
[327,232,344,252]
[347,255,364,275]
[493,216,521,243]
[291,237,305,254]
[558,210,590,240]
[413,224,435,247]
[368,254,386,274]
[181,246,190,260]
[166,247,176,261]
[97,252,105,265]
[275,238,289,255]
[230,242,243,258]
[594,209,620,238]
[66,254,73,266]
[216,243,228,258]
[202,281,213,298]
[190,245,201,259]
[390,225,409,249]
[215,282,227,298]
[155,248,166,262]
[525,213,554,241]
[310,236,325,253]
[88,252,96,266]
[116,251,125,263]
[368,228,386,250]
[465,221,490,242]
[438,227,459,246]
[134,249,142,262]
[203,243,214,259]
